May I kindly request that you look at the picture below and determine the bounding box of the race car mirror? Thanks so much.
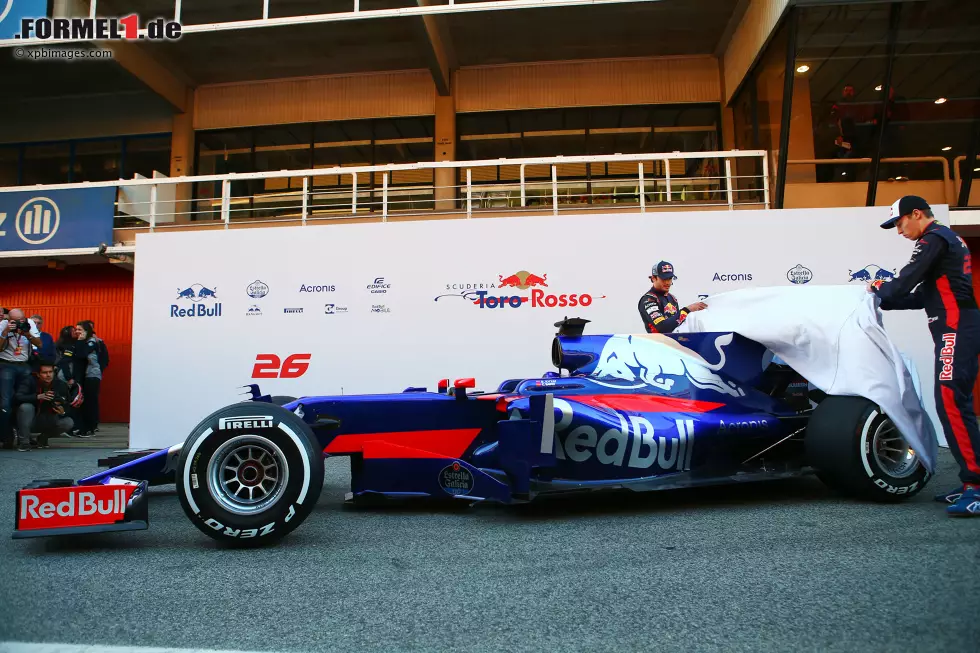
[453,377,476,400]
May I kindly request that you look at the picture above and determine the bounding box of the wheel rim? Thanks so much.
[207,435,290,515]
[871,417,919,478]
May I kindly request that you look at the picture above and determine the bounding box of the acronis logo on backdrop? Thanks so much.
[172,283,222,318]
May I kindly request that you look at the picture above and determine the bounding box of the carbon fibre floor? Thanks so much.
[1,447,977,653]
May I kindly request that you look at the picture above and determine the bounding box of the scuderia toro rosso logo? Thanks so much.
[434,270,605,309]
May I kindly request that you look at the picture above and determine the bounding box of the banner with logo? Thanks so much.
[0,0,49,39]
[0,187,116,252]
[130,206,949,449]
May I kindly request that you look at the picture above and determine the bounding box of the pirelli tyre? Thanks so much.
[270,396,297,406]
[805,396,930,502]
[176,402,324,546]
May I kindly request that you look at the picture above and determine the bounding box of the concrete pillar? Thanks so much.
[785,72,816,183]
[170,88,195,223]
[721,106,736,151]
[434,90,456,211]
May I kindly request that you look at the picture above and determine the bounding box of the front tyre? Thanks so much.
[805,396,930,502]
[176,402,324,546]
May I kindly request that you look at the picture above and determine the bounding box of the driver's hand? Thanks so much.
[37,391,54,401]
[686,302,708,312]
[53,405,65,416]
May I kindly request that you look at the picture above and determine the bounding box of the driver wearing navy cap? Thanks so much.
[637,261,707,334]
[871,195,980,517]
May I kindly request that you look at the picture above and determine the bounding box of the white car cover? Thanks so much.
[676,285,939,473]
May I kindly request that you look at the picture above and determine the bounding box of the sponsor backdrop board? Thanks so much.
[131,206,948,449]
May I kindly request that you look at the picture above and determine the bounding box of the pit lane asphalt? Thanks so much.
[1,448,977,653]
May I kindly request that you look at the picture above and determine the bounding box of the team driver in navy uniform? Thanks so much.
[638,261,707,334]
[871,195,980,517]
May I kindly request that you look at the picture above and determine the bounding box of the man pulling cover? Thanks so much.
[871,195,980,517]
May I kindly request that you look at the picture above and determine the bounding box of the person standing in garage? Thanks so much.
[638,261,707,334]
[872,195,980,517]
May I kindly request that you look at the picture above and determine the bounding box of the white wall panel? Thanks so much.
[131,206,947,449]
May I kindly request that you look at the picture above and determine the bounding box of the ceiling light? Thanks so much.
[875,85,883,91]
[796,64,810,73]
[935,97,947,104]
[942,146,952,151]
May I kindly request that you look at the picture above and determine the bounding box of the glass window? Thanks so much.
[0,146,19,187]
[457,105,721,206]
[254,124,312,188]
[312,119,374,214]
[788,3,893,190]
[753,20,788,194]
[22,143,70,185]
[195,129,254,221]
[124,135,171,180]
[878,0,980,195]
[73,138,123,182]
[374,117,434,211]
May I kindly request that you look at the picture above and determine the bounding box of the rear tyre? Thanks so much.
[805,396,930,502]
[270,396,297,406]
[176,402,324,546]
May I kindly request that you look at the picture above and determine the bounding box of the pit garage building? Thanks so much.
[1,0,979,422]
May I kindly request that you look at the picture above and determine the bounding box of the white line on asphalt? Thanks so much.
[0,643,289,653]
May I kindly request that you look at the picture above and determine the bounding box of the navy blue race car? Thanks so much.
[12,318,930,545]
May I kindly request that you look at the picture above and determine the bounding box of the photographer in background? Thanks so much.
[14,359,75,451]
[0,308,42,449]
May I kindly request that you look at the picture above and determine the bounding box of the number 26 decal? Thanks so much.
[252,354,311,379]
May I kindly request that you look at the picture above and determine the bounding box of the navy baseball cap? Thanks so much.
[881,195,931,229]
[653,261,677,279]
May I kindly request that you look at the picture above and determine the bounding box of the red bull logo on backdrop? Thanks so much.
[171,283,222,318]
[435,270,603,309]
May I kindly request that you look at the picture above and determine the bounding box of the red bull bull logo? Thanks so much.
[497,270,549,289]
[172,283,222,318]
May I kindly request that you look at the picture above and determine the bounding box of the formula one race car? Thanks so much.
[12,318,930,545]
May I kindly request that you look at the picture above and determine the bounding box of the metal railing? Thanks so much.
[0,150,770,233]
[786,156,955,203]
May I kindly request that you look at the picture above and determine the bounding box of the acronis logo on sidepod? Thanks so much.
[172,283,222,318]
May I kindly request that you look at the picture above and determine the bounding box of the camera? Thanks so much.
[13,319,30,333]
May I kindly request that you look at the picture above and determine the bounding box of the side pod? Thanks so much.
[496,393,557,500]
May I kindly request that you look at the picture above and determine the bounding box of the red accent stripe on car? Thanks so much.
[941,385,980,475]
[323,428,482,459]
[936,276,960,330]
[573,395,725,413]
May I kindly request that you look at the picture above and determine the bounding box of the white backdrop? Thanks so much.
[130,206,949,449]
